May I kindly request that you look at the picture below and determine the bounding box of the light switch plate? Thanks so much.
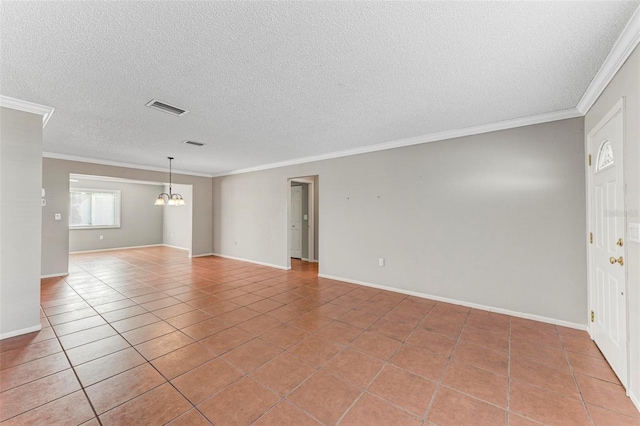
[629,223,640,243]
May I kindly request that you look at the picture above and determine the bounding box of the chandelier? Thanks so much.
[154,157,185,206]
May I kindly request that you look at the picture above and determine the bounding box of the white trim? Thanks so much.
[213,108,582,177]
[69,244,163,254]
[318,273,587,331]
[577,7,640,114]
[290,177,316,264]
[43,152,213,178]
[162,244,189,251]
[211,253,290,270]
[630,392,640,414]
[0,95,54,128]
[0,324,42,340]
[190,252,214,258]
[41,272,69,279]
[70,174,164,186]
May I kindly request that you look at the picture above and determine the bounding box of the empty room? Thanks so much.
[1,1,639,425]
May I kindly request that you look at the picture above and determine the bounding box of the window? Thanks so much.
[596,139,614,172]
[70,189,121,229]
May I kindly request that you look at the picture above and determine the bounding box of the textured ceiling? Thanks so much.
[1,1,639,175]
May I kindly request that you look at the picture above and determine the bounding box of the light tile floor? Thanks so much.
[1,247,638,425]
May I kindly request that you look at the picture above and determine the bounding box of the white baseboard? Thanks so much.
[630,392,640,414]
[0,324,42,340]
[212,253,290,270]
[190,252,214,258]
[318,273,587,331]
[69,244,163,254]
[161,244,189,251]
[41,272,69,279]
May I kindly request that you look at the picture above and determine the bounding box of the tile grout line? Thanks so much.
[334,299,434,425]
[69,260,209,424]
[42,285,106,426]
[61,263,195,423]
[421,308,471,424]
[558,326,595,426]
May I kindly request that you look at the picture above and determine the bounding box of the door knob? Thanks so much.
[609,256,624,266]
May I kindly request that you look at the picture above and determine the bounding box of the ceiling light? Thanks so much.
[154,157,185,206]
[145,99,188,116]
[182,140,205,147]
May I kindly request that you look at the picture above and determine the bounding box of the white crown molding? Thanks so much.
[212,107,582,177]
[576,6,640,114]
[70,173,165,186]
[0,95,55,128]
[42,152,213,178]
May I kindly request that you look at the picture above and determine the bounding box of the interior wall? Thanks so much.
[162,183,192,252]
[213,117,587,325]
[42,158,213,276]
[585,45,640,407]
[69,179,163,252]
[0,107,43,338]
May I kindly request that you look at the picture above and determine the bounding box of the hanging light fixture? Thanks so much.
[154,157,185,206]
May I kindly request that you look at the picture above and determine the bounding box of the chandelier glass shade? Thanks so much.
[155,157,185,206]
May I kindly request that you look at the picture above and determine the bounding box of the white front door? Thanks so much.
[290,185,302,258]
[588,99,627,387]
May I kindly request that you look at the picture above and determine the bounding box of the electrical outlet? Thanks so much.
[379,258,385,267]
[99,235,103,240]
[54,213,61,220]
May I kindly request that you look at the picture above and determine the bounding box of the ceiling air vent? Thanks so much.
[145,99,188,116]
[182,140,205,147]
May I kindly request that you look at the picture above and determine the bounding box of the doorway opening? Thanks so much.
[287,176,318,272]
[68,174,194,257]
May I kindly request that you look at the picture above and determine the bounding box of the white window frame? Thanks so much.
[69,188,121,229]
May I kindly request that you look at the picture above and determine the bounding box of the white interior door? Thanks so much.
[290,185,302,258]
[588,100,627,387]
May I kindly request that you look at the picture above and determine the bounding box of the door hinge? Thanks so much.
[591,310,594,322]
[589,232,593,244]
[588,154,592,166]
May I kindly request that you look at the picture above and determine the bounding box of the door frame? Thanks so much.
[289,184,303,259]
[287,177,315,269]
[585,97,630,390]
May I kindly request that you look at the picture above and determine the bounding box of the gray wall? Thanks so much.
[162,183,192,251]
[213,118,587,325]
[69,179,163,252]
[586,45,640,407]
[0,107,42,338]
[42,158,213,276]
